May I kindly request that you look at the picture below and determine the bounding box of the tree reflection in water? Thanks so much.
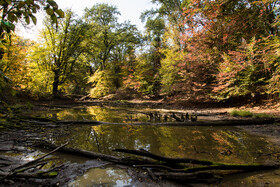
[41,106,280,164]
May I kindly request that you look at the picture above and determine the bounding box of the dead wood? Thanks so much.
[0,171,57,179]
[53,118,276,126]
[114,149,214,165]
[35,141,155,166]
[153,172,221,183]
[33,141,280,184]
[55,120,103,125]
[12,142,68,172]
[8,113,276,127]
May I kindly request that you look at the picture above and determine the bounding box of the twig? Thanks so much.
[12,142,68,172]
[0,142,68,181]
[134,164,187,172]
[147,168,157,181]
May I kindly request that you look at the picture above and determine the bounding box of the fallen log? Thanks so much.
[54,118,276,126]
[35,141,155,166]
[153,172,221,183]
[115,149,280,172]
[55,120,103,125]
[13,142,68,172]
[114,149,214,165]
[0,171,58,179]
[33,141,280,184]
[9,113,276,127]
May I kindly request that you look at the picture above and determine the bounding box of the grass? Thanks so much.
[230,109,273,118]
[252,113,273,119]
[230,110,253,117]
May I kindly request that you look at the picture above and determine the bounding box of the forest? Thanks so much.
[0,0,278,104]
[0,0,280,186]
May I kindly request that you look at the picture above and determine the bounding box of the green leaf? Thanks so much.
[17,1,25,8]
[1,20,15,31]
[51,14,57,23]
[55,9,64,18]
[46,8,54,15]
[26,0,33,5]
[48,171,58,176]
[47,0,58,9]
[30,15,37,25]
[4,0,12,4]
[8,13,18,23]
[25,16,30,24]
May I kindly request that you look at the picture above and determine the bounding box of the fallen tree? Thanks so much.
[13,115,277,127]
[0,143,67,182]
[35,141,280,184]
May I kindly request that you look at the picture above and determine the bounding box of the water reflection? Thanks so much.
[68,167,132,187]
[48,124,279,164]
[22,105,280,185]
[31,106,192,123]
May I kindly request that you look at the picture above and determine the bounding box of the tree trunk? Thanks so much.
[52,72,59,97]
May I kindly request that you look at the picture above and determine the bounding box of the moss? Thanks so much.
[230,110,253,117]
[230,109,274,119]
[253,113,273,118]
[47,171,58,177]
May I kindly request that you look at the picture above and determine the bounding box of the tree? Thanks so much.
[139,16,165,96]
[142,0,188,47]
[0,0,64,99]
[84,3,121,71]
[180,0,280,101]
[1,34,30,88]
[0,0,64,59]
[30,10,88,96]
[84,3,140,97]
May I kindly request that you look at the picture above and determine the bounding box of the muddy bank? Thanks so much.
[0,127,183,187]
[238,124,280,147]
[1,100,280,186]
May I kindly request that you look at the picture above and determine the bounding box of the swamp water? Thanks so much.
[25,106,280,186]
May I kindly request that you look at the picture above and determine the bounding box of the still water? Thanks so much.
[30,105,280,186]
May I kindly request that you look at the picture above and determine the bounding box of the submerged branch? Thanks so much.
[114,149,214,165]
[33,141,280,184]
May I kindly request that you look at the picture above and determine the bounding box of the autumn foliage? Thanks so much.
[0,1,279,103]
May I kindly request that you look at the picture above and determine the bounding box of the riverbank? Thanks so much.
[1,98,280,186]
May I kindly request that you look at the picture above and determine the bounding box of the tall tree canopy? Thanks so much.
[84,3,140,97]
[30,10,88,96]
